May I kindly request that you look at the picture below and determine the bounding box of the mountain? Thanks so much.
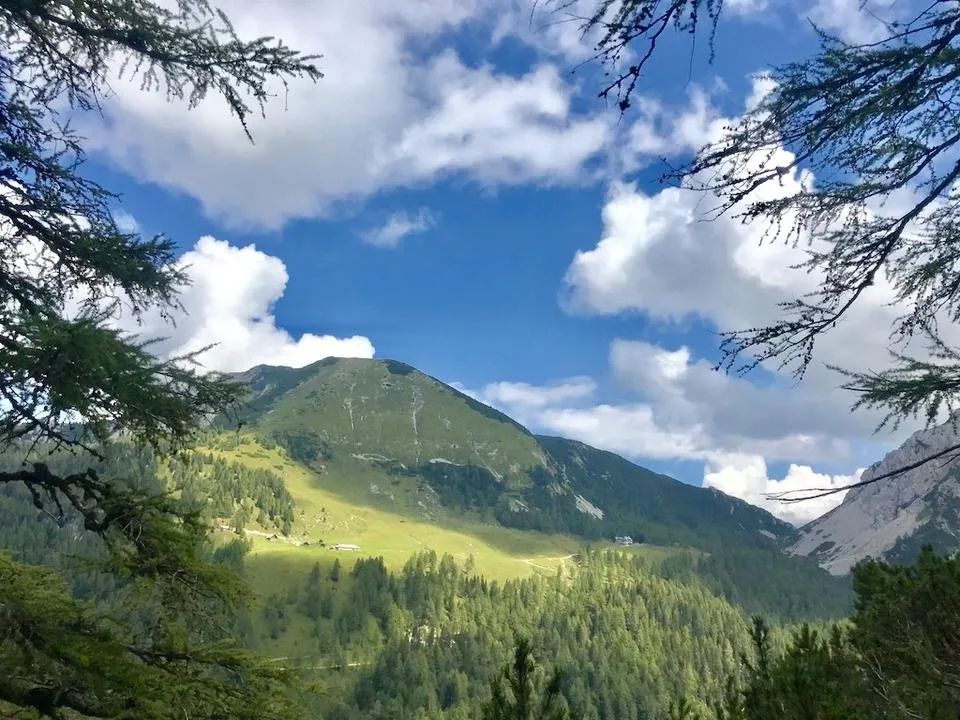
[231,357,544,488]
[219,357,851,619]
[791,417,960,575]
[225,357,794,546]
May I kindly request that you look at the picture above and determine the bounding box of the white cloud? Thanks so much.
[608,339,877,463]
[476,377,597,411]
[727,0,771,12]
[807,0,902,44]
[703,453,862,525]
[624,86,727,165]
[112,210,140,234]
[561,75,951,453]
[81,0,611,230]
[464,375,709,460]
[539,403,710,460]
[361,208,435,248]
[111,236,375,372]
[375,58,611,187]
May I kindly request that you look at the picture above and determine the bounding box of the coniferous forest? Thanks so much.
[3,441,959,719]
[4,0,960,719]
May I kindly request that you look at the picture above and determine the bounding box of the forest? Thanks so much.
[3,441,957,719]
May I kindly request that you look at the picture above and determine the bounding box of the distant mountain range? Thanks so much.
[791,417,960,574]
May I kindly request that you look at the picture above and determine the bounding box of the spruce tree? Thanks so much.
[482,636,569,720]
[0,0,320,717]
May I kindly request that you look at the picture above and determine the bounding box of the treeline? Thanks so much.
[166,450,296,533]
[472,547,960,720]
[656,547,852,622]
[0,442,295,614]
[253,549,794,719]
[389,460,850,622]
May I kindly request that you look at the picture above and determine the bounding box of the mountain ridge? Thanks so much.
[791,416,960,573]
[222,357,799,545]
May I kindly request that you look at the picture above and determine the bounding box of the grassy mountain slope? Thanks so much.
[215,358,852,619]
[229,358,544,487]
[224,358,795,550]
[203,435,585,585]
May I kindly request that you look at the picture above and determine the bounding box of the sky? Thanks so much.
[82,0,929,526]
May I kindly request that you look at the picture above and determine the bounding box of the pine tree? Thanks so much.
[0,0,320,717]
[482,636,569,720]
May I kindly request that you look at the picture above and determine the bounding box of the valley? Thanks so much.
[208,358,851,621]
[3,354,957,719]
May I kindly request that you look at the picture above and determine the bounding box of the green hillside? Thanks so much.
[228,358,545,487]
[222,358,795,546]
[202,435,584,584]
[213,357,852,620]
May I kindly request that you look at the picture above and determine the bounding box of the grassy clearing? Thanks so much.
[196,438,700,658]
[204,439,581,583]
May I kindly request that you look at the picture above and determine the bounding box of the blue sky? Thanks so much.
[88,0,921,525]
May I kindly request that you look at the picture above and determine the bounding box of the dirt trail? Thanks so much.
[519,554,575,571]
[215,524,303,546]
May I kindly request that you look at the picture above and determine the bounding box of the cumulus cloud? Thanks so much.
[624,86,727,165]
[361,208,435,248]
[608,340,874,463]
[561,74,950,453]
[703,453,862,526]
[111,236,375,372]
[112,210,140,234]
[81,0,611,230]
[472,378,598,412]
[534,58,960,520]
[807,0,902,44]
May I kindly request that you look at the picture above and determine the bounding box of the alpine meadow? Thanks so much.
[2,1,960,720]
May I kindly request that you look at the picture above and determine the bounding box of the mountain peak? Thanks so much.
[791,417,960,574]
[228,356,540,480]
[224,357,811,547]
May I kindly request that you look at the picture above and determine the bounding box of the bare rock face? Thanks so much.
[790,418,960,575]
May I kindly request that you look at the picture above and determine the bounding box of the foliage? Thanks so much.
[0,0,319,493]
[0,550,294,720]
[0,443,297,719]
[580,0,960,489]
[851,547,960,717]
[167,450,296,533]
[254,549,777,720]
[656,545,852,622]
[672,546,960,720]
[0,0,321,715]
[482,636,569,720]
